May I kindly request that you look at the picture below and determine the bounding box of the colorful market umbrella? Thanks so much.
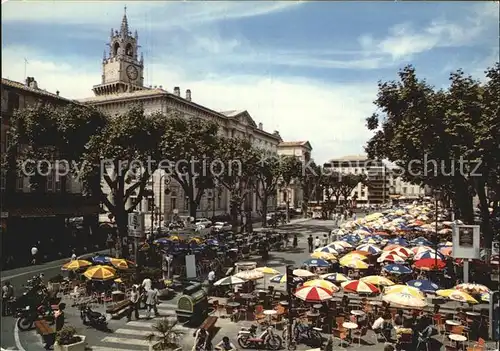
[455,283,491,295]
[303,279,339,292]
[91,255,111,264]
[214,276,246,286]
[377,253,406,263]
[388,238,409,246]
[311,252,337,261]
[407,279,440,293]
[383,264,413,275]
[390,247,412,258]
[270,274,303,284]
[331,241,353,249]
[383,292,427,308]
[294,286,333,302]
[339,258,369,270]
[384,285,425,299]
[314,246,339,255]
[480,292,490,302]
[410,237,433,246]
[360,275,395,287]
[320,273,351,283]
[341,252,369,261]
[109,258,135,270]
[356,244,381,255]
[83,265,116,281]
[234,269,264,280]
[414,251,445,261]
[436,289,478,304]
[303,259,331,267]
[256,267,280,275]
[414,258,446,271]
[359,237,379,245]
[342,280,379,294]
[293,269,316,278]
[383,244,403,252]
[61,259,92,271]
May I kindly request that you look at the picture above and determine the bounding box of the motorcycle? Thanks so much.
[283,323,322,348]
[237,325,282,350]
[16,302,53,331]
[79,304,108,330]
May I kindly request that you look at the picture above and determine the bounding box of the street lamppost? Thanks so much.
[158,173,170,231]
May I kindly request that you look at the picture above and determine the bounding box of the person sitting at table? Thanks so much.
[372,312,385,338]
[394,309,404,327]
[215,336,236,351]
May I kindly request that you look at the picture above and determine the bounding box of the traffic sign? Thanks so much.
[128,212,145,238]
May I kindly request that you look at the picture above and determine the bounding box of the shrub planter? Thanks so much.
[54,335,86,351]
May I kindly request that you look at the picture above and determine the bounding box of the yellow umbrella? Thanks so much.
[83,265,116,281]
[339,258,369,270]
[360,275,395,287]
[341,253,368,261]
[61,259,92,271]
[114,278,123,283]
[303,279,339,292]
[256,267,280,275]
[311,252,337,261]
[190,237,203,244]
[109,258,133,270]
[169,235,179,241]
[383,292,427,309]
[293,269,316,278]
[384,285,425,299]
[436,289,478,304]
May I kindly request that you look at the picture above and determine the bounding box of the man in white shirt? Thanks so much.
[142,277,152,291]
[31,246,38,265]
[208,270,216,285]
[314,236,321,249]
[145,286,159,318]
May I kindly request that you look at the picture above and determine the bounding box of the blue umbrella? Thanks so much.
[206,239,219,246]
[388,237,409,246]
[407,279,440,293]
[415,251,445,260]
[383,264,413,275]
[270,274,303,284]
[303,259,330,267]
[91,255,111,264]
[153,237,174,245]
[411,237,433,246]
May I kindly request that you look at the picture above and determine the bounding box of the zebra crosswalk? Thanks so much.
[90,303,193,351]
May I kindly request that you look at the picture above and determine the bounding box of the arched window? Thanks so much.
[113,42,120,56]
[125,43,133,56]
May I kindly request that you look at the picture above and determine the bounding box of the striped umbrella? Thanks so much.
[383,264,413,275]
[414,251,445,261]
[436,289,478,304]
[342,280,379,294]
[455,283,491,294]
[331,241,353,249]
[293,269,316,278]
[234,269,264,280]
[383,292,427,308]
[303,279,339,292]
[214,276,246,286]
[339,258,369,270]
[303,259,330,267]
[311,252,337,261]
[256,267,280,275]
[294,286,333,302]
[109,258,135,270]
[356,244,381,255]
[377,253,406,263]
[384,285,425,299]
[61,260,92,271]
[314,246,339,255]
[320,273,351,283]
[269,274,303,284]
[383,244,404,251]
[360,275,395,287]
[390,247,412,258]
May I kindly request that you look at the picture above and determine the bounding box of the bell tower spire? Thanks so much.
[120,6,129,36]
[93,8,145,96]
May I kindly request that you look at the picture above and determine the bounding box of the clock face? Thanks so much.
[126,65,138,80]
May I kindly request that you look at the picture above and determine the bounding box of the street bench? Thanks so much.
[35,320,55,346]
[200,316,218,334]
[106,299,131,319]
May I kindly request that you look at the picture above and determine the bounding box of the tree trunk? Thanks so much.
[476,180,494,258]
[115,209,130,258]
[230,199,240,234]
[261,194,269,227]
[189,200,198,219]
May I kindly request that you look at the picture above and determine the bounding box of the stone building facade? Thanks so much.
[78,11,282,226]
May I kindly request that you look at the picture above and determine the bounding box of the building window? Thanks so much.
[171,197,177,211]
[217,192,222,209]
[7,92,20,115]
[16,176,24,191]
[184,197,189,211]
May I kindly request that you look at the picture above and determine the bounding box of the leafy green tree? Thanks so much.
[159,115,220,219]
[81,105,167,256]
[214,137,259,232]
[300,161,323,215]
[339,173,367,205]
[365,64,499,250]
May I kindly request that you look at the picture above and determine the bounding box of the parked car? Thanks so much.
[213,221,232,232]
[194,218,212,227]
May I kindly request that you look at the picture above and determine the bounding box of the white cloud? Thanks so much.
[1,1,300,29]
[359,3,497,60]
[2,45,376,163]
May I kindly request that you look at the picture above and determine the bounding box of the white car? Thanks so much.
[213,221,232,232]
[194,218,212,227]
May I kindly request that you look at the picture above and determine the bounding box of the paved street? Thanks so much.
[2,218,497,351]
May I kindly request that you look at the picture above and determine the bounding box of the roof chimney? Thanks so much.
[159,85,163,89]
[174,87,180,96]
[56,90,60,96]
[26,77,38,89]
[186,89,191,101]
[258,122,263,130]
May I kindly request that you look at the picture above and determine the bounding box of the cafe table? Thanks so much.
[466,311,481,317]
[449,334,467,349]
[342,322,358,341]
[446,320,461,326]
[263,309,277,325]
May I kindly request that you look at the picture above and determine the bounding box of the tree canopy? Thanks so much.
[365,63,500,249]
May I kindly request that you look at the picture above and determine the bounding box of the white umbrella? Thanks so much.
[234,269,264,280]
[213,276,246,286]
[293,269,316,278]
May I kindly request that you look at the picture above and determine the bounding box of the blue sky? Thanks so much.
[2,1,498,163]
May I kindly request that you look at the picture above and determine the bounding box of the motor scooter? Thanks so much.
[237,325,282,350]
[79,304,108,330]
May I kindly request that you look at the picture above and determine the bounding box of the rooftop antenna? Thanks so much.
[24,58,29,80]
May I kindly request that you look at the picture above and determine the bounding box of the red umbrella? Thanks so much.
[294,286,333,302]
[341,280,380,294]
[414,258,445,271]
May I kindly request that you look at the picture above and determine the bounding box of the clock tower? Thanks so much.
[93,7,146,96]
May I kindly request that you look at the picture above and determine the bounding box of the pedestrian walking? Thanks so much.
[71,249,77,261]
[45,303,66,350]
[2,281,14,316]
[307,235,313,253]
[292,233,298,249]
[314,236,321,249]
[145,285,159,318]
[283,232,289,248]
[127,285,140,321]
[322,234,328,246]
[31,245,38,265]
